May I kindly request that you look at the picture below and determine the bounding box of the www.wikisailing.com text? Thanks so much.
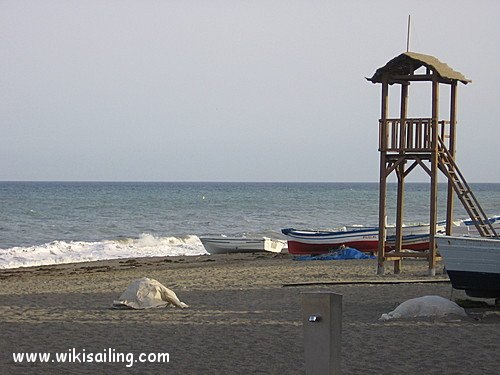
[13,348,169,368]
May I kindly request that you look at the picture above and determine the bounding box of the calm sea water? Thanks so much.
[1,182,499,268]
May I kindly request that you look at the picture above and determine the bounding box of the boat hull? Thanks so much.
[200,237,286,255]
[282,225,437,255]
[386,233,433,252]
[282,228,379,255]
[436,235,500,298]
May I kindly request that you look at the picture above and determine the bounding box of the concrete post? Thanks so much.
[301,292,342,375]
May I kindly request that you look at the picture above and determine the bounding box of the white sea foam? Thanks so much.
[0,234,208,269]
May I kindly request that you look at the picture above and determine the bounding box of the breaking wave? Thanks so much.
[0,234,208,269]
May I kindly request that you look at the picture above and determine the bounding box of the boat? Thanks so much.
[282,223,444,255]
[199,236,286,255]
[386,233,433,252]
[386,223,444,251]
[462,215,500,235]
[281,227,378,255]
[463,215,500,228]
[436,235,500,298]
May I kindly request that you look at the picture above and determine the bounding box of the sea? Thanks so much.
[1,181,499,269]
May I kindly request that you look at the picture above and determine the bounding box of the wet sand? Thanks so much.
[0,253,499,374]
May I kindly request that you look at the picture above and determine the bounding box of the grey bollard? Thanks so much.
[301,292,342,375]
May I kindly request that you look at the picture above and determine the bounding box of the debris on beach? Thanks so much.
[293,248,376,261]
[379,295,466,321]
[112,277,189,310]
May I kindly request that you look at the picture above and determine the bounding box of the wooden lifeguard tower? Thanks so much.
[368,52,498,276]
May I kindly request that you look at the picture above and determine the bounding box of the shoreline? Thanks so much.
[1,253,499,374]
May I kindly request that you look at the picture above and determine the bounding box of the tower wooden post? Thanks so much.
[377,77,389,275]
[446,82,458,235]
[428,76,440,276]
[394,83,409,274]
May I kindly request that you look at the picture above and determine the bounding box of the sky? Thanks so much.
[2,1,499,182]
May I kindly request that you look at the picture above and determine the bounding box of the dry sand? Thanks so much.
[0,253,499,374]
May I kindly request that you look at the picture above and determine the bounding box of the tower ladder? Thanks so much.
[437,137,498,237]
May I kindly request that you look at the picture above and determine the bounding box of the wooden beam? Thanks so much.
[377,77,389,275]
[446,82,458,235]
[402,160,419,177]
[428,76,440,276]
[394,83,409,274]
[391,74,435,82]
[385,156,406,177]
[390,75,455,84]
[386,153,431,161]
[414,156,432,176]
[385,252,438,259]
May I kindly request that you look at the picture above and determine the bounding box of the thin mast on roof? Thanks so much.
[406,15,411,52]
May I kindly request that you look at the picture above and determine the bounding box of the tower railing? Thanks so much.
[379,118,450,152]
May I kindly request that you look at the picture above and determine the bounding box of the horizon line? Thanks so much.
[1,180,499,184]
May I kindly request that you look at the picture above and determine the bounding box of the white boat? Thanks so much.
[199,236,286,255]
[462,215,500,235]
[436,235,500,298]
[462,215,500,228]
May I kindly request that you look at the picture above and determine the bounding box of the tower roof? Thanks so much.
[368,52,471,85]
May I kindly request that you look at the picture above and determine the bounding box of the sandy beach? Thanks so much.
[0,253,499,374]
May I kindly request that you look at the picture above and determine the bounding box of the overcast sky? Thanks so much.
[2,1,499,182]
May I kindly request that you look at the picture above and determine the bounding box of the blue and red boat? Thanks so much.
[282,224,441,255]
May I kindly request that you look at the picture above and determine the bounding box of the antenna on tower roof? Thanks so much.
[406,15,411,52]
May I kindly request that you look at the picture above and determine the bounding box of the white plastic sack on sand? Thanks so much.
[380,295,466,321]
[113,277,189,310]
